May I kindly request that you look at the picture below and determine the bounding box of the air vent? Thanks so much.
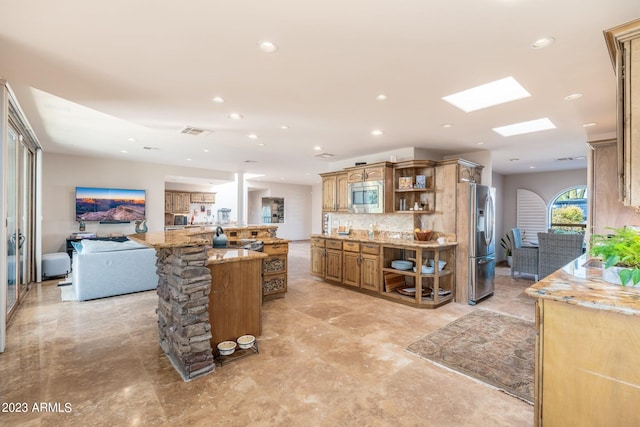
[556,157,575,161]
[142,146,159,150]
[314,152,335,158]
[179,126,211,136]
[244,160,257,163]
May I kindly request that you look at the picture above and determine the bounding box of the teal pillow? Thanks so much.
[71,241,83,253]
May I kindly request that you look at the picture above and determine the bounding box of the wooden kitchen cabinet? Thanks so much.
[532,298,640,426]
[342,241,361,287]
[165,191,190,213]
[605,18,640,207]
[325,240,343,282]
[310,237,326,277]
[393,160,436,214]
[360,243,381,291]
[191,192,204,203]
[346,162,390,183]
[320,172,348,212]
[262,242,288,300]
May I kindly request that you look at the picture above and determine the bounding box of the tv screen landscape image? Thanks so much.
[76,187,146,222]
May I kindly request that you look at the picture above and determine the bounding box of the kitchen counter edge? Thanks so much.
[309,233,458,248]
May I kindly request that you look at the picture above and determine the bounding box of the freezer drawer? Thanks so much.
[469,255,495,304]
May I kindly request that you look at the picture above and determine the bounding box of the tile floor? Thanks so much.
[1,242,535,426]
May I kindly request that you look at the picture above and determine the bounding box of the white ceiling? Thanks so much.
[1,1,638,186]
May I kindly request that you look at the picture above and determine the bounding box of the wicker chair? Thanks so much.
[510,228,539,281]
[537,232,585,279]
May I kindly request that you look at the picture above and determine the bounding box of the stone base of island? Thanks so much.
[129,230,267,381]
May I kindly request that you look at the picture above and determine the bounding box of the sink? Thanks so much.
[581,259,603,269]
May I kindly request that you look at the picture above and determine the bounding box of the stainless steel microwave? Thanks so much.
[348,180,384,213]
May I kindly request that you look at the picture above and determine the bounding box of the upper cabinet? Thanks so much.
[320,172,349,212]
[393,160,436,213]
[604,18,640,207]
[345,162,391,183]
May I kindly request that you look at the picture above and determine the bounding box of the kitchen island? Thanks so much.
[310,233,457,308]
[129,232,266,381]
[525,255,640,426]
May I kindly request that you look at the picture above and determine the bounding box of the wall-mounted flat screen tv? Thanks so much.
[75,187,146,222]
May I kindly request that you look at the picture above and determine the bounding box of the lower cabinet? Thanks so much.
[310,236,454,308]
[533,298,640,426]
[262,242,288,300]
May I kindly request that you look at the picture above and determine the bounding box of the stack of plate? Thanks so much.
[391,260,413,270]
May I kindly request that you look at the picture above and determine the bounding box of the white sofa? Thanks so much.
[71,239,158,301]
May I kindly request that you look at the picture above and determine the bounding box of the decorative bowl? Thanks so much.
[391,260,413,270]
[428,259,447,271]
[237,335,256,349]
[217,340,237,356]
[415,231,432,241]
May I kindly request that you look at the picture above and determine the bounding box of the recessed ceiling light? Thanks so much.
[120,150,128,153]
[575,156,586,160]
[564,93,583,101]
[280,177,285,180]
[376,94,387,101]
[371,129,384,136]
[442,124,453,128]
[228,113,243,120]
[186,158,192,161]
[442,76,531,113]
[280,125,289,130]
[247,133,258,139]
[314,146,322,151]
[477,142,484,145]
[492,117,556,137]
[583,122,597,127]
[258,143,265,147]
[529,166,536,169]
[531,37,555,49]
[259,40,278,53]
[203,149,209,153]
[212,96,225,103]
[127,137,136,142]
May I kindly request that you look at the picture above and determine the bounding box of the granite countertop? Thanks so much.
[525,254,640,316]
[207,248,268,265]
[128,232,210,249]
[310,233,458,249]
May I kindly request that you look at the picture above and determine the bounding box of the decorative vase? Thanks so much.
[507,255,512,267]
[135,220,148,234]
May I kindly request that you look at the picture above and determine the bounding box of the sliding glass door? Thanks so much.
[6,127,18,313]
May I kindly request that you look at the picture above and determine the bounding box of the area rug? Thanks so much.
[406,309,535,404]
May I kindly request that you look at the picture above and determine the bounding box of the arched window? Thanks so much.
[548,186,587,233]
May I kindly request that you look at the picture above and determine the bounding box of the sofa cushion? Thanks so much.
[76,239,147,253]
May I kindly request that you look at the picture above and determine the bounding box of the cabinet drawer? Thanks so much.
[326,239,342,250]
[343,241,360,252]
[263,274,287,295]
[264,242,288,255]
[361,243,380,255]
[310,237,326,247]
[263,255,287,274]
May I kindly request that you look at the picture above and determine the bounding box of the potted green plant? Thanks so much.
[589,226,640,286]
[500,233,513,266]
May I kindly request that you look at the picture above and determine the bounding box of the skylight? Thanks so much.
[442,77,531,112]
[492,118,556,137]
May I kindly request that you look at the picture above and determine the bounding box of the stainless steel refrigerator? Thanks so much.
[468,183,496,304]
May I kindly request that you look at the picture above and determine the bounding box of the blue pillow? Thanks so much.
[71,241,83,253]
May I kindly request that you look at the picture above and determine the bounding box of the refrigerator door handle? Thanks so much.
[484,194,495,248]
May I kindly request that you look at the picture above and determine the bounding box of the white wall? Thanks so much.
[499,168,587,260]
[42,152,315,254]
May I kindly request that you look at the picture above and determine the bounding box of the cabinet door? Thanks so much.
[322,175,337,211]
[364,166,384,181]
[310,246,326,277]
[342,251,360,287]
[347,169,365,183]
[325,249,342,282]
[361,254,380,291]
[336,173,349,212]
[203,193,216,203]
[181,192,191,212]
[165,192,173,212]
[191,192,204,203]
